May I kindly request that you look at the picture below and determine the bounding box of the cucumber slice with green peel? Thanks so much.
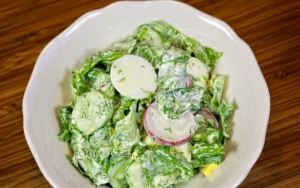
[108,160,127,188]
[126,160,148,188]
[72,90,113,135]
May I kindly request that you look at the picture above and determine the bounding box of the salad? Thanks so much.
[58,21,234,188]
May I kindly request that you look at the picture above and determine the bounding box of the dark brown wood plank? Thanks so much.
[0,0,299,187]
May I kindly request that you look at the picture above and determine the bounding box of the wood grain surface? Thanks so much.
[1,0,300,187]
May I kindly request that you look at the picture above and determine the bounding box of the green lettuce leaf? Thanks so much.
[190,142,224,167]
[112,39,137,54]
[71,51,124,99]
[113,96,133,124]
[155,62,202,119]
[109,152,134,188]
[89,124,112,162]
[58,105,73,142]
[140,146,193,188]
[112,102,140,153]
[192,127,221,144]
[77,51,124,77]
[70,128,111,186]
[148,21,222,72]
[133,45,163,68]
[86,68,115,99]
[201,75,234,138]
[71,72,90,100]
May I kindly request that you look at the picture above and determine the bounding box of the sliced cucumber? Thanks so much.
[72,90,113,135]
[108,160,127,188]
[126,160,148,188]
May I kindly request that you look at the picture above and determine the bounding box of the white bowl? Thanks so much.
[23,1,270,188]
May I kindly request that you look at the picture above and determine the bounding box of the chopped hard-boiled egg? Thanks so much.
[201,163,218,177]
[143,133,160,146]
[186,57,209,89]
[110,55,157,99]
[174,143,191,162]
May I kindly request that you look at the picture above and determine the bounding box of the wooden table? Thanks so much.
[1,0,300,187]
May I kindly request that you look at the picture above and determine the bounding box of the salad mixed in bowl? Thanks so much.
[58,21,234,188]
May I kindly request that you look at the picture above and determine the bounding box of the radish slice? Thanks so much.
[185,77,193,88]
[144,103,196,146]
[198,109,219,129]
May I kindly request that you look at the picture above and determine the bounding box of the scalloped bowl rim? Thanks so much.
[23,1,270,188]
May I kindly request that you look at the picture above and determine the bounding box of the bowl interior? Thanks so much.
[24,1,270,188]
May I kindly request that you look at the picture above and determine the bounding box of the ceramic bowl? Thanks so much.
[23,1,270,188]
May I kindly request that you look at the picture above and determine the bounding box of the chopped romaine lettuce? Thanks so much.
[155,61,203,119]
[141,146,193,188]
[58,21,234,188]
[113,96,133,124]
[112,102,140,153]
[112,39,137,54]
[190,142,224,167]
[86,68,115,98]
[148,21,222,72]
[89,124,112,161]
[201,75,234,138]
[70,128,110,186]
[58,105,73,142]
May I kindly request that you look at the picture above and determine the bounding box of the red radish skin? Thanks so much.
[198,109,219,129]
[143,105,155,137]
[185,77,193,88]
[144,103,196,146]
[155,135,192,146]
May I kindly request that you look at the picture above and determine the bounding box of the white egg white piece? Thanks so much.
[174,142,192,162]
[110,55,157,99]
[186,57,209,89]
